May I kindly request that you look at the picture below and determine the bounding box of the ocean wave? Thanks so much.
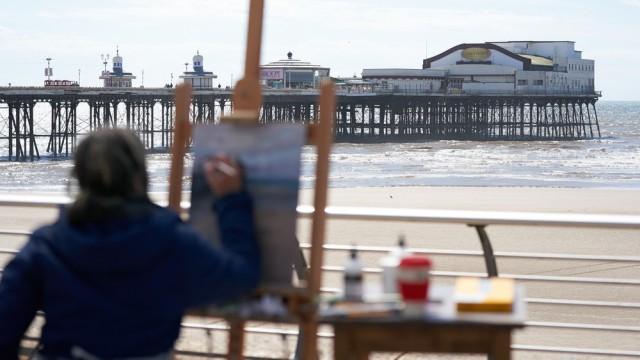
[0,101,639,192]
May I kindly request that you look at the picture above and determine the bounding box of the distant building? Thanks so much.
[361,68,446,93]
[489,41,594,94]
[363,41,595,95]
[260,52,330,89]
[99,49,136,88]
[179,51,217,88]
[331,76,375,93]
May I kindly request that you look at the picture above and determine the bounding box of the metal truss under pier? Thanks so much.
[0,87,600,161]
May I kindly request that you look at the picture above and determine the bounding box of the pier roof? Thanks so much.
[423,43,532,69]
[262,52,328,70]
[520,54,554,67]
[362,68,446,79]
[491,40,576,44]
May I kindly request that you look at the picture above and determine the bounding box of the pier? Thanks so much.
[0,87,600,161]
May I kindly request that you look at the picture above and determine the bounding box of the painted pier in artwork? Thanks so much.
[0,87,600,161]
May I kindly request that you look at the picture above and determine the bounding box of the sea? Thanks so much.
[0,100,638,194]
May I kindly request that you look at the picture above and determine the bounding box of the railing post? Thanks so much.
[471,224,499,277]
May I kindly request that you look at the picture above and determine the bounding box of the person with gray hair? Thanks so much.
[0,129,261,360]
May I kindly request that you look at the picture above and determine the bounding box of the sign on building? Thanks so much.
[260,68,284,80]
[461,48,491,62]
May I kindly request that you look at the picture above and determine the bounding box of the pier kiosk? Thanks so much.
[179,51,218,89]
[99,49,136,88]
[260,52,330,89]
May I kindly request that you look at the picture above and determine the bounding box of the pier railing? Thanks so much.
[1,195,638,358]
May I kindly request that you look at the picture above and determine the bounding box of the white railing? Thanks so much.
[2,195,639,358]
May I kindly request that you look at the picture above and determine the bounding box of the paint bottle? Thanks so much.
[344,246,363,302]
[380,234,408,294]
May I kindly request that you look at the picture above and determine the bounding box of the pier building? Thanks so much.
[490,41,595,94]
[99,49,136,88]
[260,52,330,89]
[363,41,595,96]
[179,51,217,89]
[0,41,601,161]
[360,68,446,93]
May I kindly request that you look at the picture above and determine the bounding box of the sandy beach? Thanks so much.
[2,186,640,359]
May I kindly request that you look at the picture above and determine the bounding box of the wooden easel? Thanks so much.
[167,0,336,358]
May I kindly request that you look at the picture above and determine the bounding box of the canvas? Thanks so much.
[189,123,306,289]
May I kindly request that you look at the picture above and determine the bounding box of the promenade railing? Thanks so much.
[0,195,638,358]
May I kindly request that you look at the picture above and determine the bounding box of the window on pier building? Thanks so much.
[517,80,528,85]
[533,80,544,86]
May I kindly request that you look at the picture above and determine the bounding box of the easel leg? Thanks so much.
[293,327,304,360]
[293,238,309,359]
[293,239,309,282]
[227,320,245,360]
[301,321,319,360]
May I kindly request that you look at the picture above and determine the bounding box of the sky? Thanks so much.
[0,0,639,100]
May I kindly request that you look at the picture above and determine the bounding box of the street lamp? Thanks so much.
[184,62,189,72]
[101,53,110,73]
[45,58,53,82]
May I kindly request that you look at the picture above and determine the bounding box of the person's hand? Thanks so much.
[204,155,244,197]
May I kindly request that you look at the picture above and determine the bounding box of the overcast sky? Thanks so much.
[1,0,638,100]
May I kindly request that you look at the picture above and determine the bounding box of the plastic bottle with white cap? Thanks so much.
[379,234,409,294]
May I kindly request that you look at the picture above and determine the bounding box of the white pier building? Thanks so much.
[363,41,595,95]
[99,49,136,88]
[179,51,217,89]
[260,52,330,89]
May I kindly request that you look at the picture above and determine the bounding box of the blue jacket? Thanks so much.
[0,192,260,359]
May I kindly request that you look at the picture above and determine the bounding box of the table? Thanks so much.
[321,284,526,360]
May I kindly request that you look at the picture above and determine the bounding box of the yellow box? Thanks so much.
[454,277,515,313]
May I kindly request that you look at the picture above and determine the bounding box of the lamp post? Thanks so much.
[45,58,53,82]
[101,54,110,73]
